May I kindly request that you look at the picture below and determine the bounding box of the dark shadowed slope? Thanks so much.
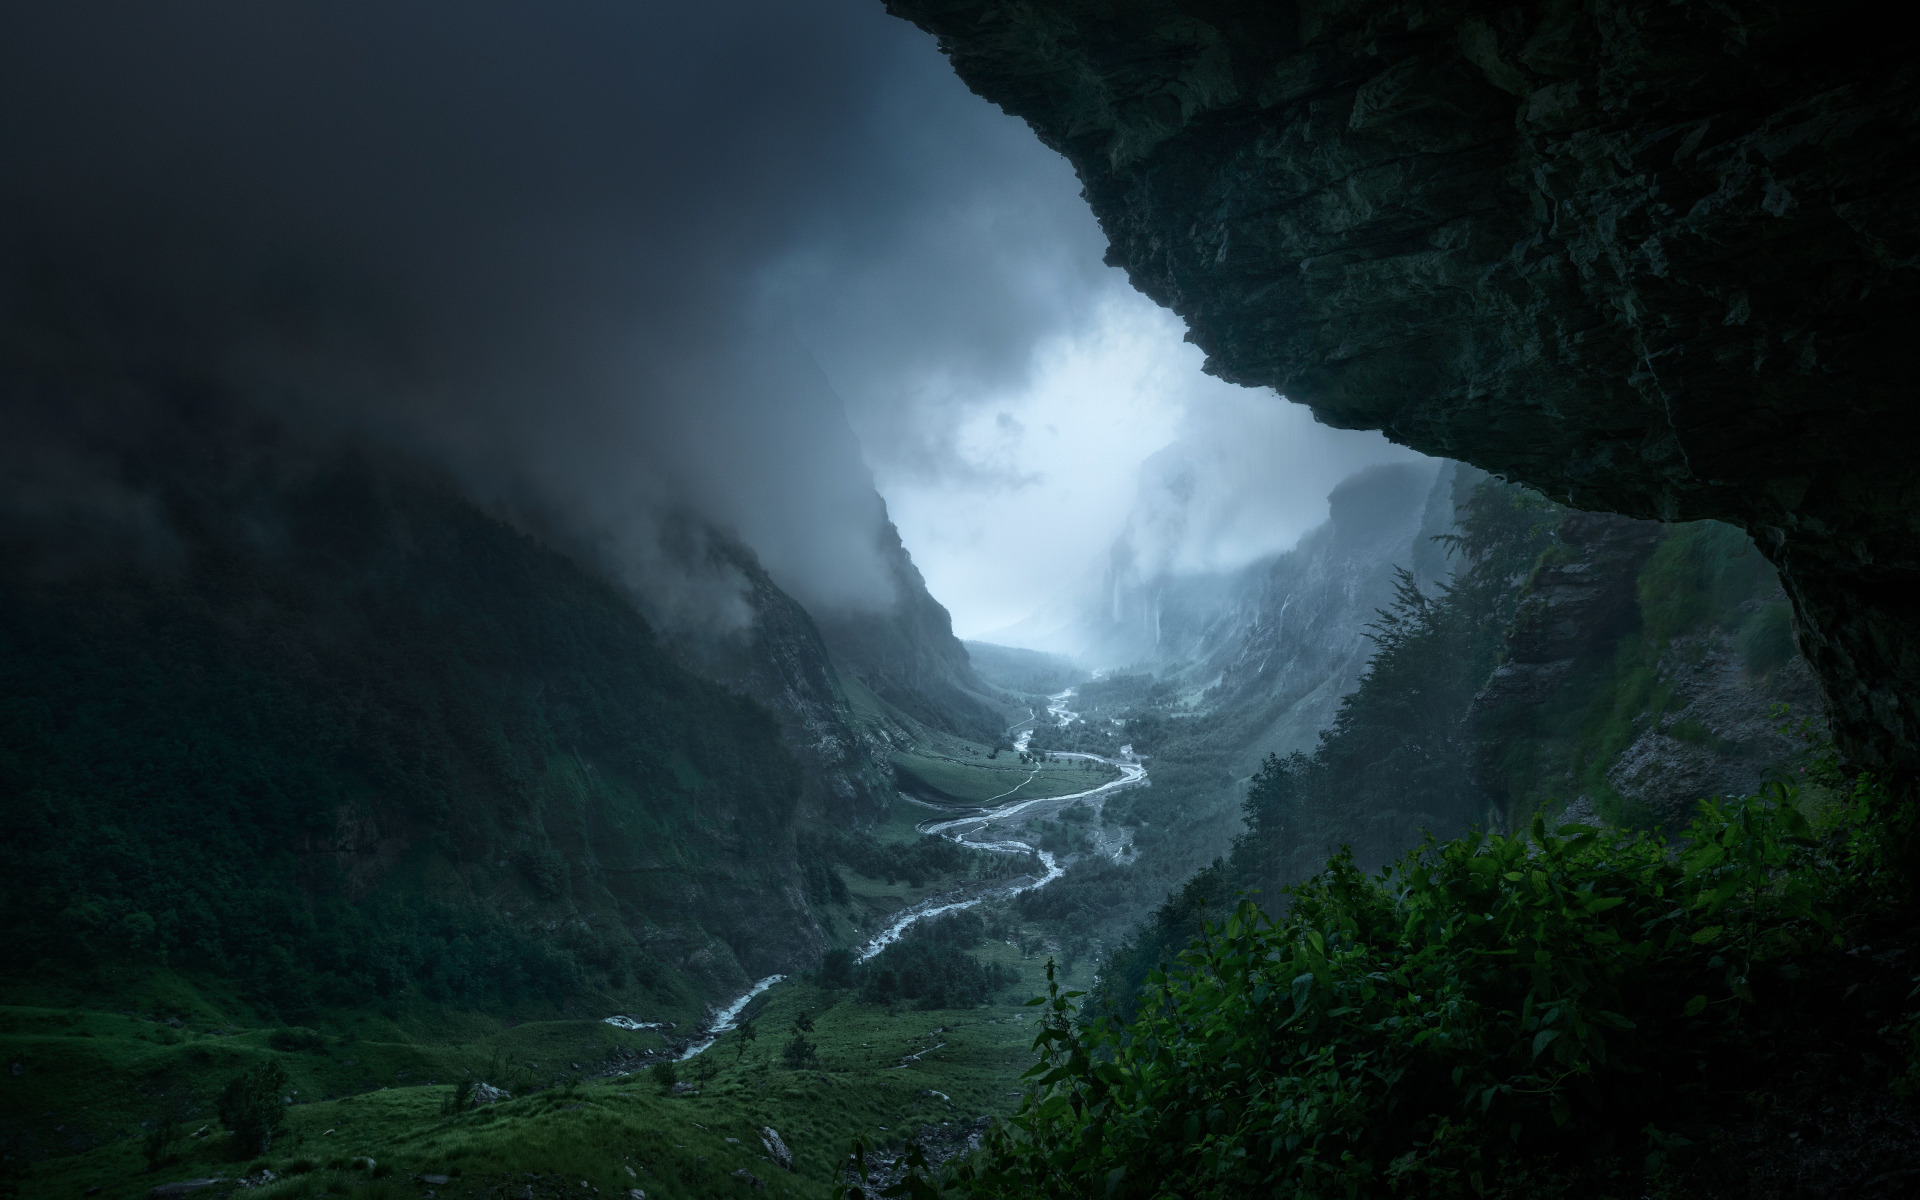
[0,417,822,1022]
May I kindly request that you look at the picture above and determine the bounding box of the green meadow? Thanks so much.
[4,944,1079,1200]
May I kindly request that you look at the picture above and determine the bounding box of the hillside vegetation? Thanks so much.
[854,478,1920,1197]
[0,445,810,1026]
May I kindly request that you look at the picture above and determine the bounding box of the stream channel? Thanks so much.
[628,688,1148,1061]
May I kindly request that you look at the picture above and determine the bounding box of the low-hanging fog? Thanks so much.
[0,0,1420,639]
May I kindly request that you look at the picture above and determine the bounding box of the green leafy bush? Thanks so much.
[782,1026,821,1070]
[903,787,1876,1199]
[218,1060,291,1156]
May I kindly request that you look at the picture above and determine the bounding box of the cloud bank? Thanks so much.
[1,0,1427,634]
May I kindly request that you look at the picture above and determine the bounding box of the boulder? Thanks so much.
[473,1083,511,1105]
[759,1127,793,1172]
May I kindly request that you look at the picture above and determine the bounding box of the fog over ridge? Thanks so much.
[2,0,1421,635]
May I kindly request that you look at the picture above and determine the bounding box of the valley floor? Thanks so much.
[7,735,1143,1200]
[4,945,1087,1200]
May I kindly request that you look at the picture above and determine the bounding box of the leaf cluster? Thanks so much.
[218,1059,291,1157]
[887,787,1869,1198]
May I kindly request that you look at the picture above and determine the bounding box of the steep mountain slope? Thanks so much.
[0,425,823,1021]
[1174,461,1452,768]
[885,0,1920,791]
[1108,476,1830,1000]
[810,504,1013,746]
[661,528,895,828]
[1044,461,1450,764]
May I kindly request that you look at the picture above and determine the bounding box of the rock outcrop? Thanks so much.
[885,0,1920,781]
[1604,633,1823,825]
[1473,513,1662,712]
[1471,510,1826,825]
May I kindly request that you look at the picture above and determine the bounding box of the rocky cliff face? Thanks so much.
[885,0,1920,782]
[1472,511,1826,825]
[1473,513,1663,713]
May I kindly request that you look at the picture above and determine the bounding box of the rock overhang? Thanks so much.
[884,0,1920,781]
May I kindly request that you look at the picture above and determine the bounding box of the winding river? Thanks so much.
[646,687,1147,1060]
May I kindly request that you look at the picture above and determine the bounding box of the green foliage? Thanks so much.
[0,456,800,1019]
[858,913,1017,1010]
[1636,521,1773,644]
[268,1027,328,1054]
[142,1109,184,1172]
[442,1077,476,1115]
[920,789,1870,1198]
[782,1025,821,1070]
[719,1016,755,1066]
[651,1059,679,1092]
[218,1059,292,1156]
[816,948,856,990]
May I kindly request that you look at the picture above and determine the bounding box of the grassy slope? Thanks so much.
[8,947,1080,1200]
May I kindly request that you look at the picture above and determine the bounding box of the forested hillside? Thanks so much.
[0,422,819,1025]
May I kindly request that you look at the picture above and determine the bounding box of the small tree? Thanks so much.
[217,1061,290,1156]
[442,1078,476,1115]
[781,1026,819,1071]
[652,1059,679,1092]
[143,1099,190,1172]
[733,1018,758,1061]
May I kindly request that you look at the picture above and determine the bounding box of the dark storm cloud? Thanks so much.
[0,0,1103,617]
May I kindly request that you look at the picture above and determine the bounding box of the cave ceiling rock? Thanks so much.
[885,0,1920,778]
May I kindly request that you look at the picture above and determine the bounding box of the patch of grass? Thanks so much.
[891,751,1116,806]
[8,938,1089,1200]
